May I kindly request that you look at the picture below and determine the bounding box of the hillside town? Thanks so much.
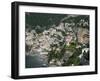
[25,13,89,68]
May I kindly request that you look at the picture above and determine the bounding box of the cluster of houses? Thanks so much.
[25,20,89,66]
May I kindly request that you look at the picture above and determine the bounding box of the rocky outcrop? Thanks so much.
[77,27,89,44]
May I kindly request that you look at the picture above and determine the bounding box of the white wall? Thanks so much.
[0,0,99,81]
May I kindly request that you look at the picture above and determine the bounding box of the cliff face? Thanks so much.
[25,13,89,68]
[77,27,89,44]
